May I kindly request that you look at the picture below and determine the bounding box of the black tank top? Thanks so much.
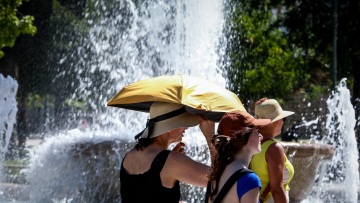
[120,150,181,203]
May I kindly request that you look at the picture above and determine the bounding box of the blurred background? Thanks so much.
[1,0,359,158]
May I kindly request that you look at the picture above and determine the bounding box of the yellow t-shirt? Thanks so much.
[250,140,294,202]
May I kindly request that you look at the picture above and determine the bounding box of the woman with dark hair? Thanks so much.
[207,111,271,203]
[120,102,216,203]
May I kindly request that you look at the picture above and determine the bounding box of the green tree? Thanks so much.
[0,0,37,58]
[280,0,360,144]
[15,0,94,131]
[221,0,307,105]
[281,0,360,100]
[1,0,91,142]
[222,0,360,103]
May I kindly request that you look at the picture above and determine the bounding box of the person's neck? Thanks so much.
[233,152,251,168]
[261,136,275,143]
[152,139,169,150]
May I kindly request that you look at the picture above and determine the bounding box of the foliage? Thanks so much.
[49,0,118,114]
[26,93,55,108]
[30,0,95,128]
[64,99,86,109]
[222,0,360,105]
[221,0,307,104]
[281,0,360,98]
[4,159,28,165]
[0,0,37,58]
[2,0,94,131]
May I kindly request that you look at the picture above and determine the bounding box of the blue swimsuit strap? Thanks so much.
[211,168,254,203]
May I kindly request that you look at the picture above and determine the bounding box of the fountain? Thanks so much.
[2,0,225,202]
[0,1,358,203]
[0,75,18,157]
[0,75,19,200]
[282,142,335,202]
[302,78,359,202]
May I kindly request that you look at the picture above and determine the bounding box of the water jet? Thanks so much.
[0,1,358,203]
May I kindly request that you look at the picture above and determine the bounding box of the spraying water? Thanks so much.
[0,75,19,199]
[0,75,18,171]
[303,78,359,203]
[2,0,225,202]
[74,0,226,139]
[0,75,18,151]
[1,0,359,202]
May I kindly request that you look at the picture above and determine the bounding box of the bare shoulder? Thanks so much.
[123,148,156,174]
[123,148,137,162]
[267,142,285,155]
[266,142,285,163]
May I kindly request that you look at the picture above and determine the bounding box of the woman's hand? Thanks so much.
[197,115,215,138]
[255,97,267,106]
[172,142,186,154]
[254,97,267,114]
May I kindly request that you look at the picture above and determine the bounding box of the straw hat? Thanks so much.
[255,99,294,123]
[217,111,271,137]
[136,102,199,139]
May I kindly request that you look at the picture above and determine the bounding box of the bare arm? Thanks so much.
[266,143,287,203]
[241,187,261,203]
[163,115,215,187]
[166,151,212,187]
[197,115,216,167]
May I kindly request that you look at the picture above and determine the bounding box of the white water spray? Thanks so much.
[81,0,226,141]
[0,75,18,155]
[4,1,226,202]
[0,74,18,197]
[303,78,359,203]
[1,0,359,202]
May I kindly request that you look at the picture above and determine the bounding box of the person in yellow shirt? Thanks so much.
[250,98,295,203]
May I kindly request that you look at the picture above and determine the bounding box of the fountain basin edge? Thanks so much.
[282,142,335,203]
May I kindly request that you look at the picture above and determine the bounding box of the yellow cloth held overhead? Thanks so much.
[107,75,246,122]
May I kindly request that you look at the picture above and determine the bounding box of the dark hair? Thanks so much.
[208,127,253,200]
[135,138,154,150]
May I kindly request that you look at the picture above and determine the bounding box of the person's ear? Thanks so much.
[274,120,283,126]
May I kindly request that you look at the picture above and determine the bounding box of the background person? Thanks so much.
[250,98,295,203]
[207,111,271,203]
[120,102,215,203]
